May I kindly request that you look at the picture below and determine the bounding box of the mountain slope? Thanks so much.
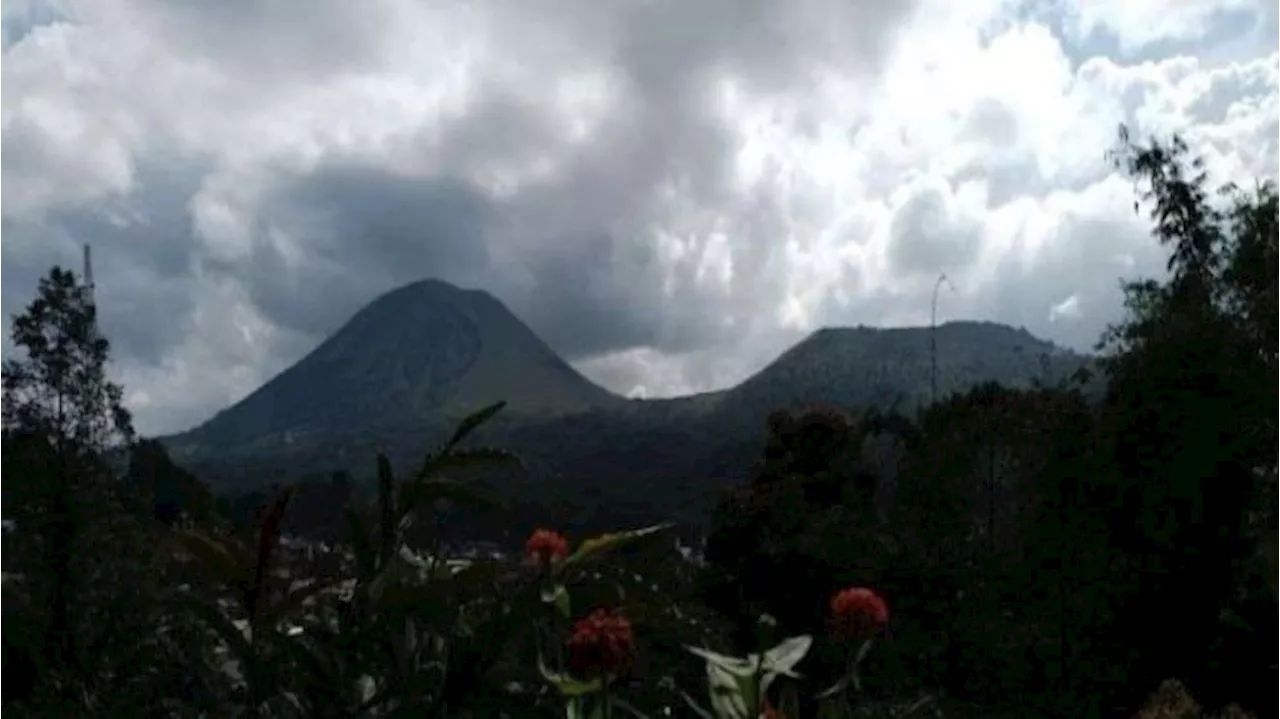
[171,279,622,452]
[165,305,1093,523]
[714,321,1086,425]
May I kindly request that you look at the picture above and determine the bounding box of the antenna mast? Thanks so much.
[82,243,98,328]
[930,273,954,406]
[81,243,95,299]
[83,244,95,296]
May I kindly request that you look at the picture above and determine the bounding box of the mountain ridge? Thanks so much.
[161,278,1093,521]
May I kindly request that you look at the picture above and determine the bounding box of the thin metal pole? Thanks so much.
[930,273,953,405]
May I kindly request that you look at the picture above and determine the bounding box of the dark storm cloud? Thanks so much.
[887,179,984,277]
[1,158,206,368]
[508,229,728,359]
[0,219,55,358]
[8,0,1274,436]
[432,0,917,357]
[234,165,496,339]
[179,0,924,365]
[3,167,206,381]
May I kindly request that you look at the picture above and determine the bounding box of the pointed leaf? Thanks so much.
[706,663,752,719]
[678,690,716,719]
[538,651,602,697]
[854,638,874,667]
[541,583,572,619]
[256,485,297,566]
[562,523,674,571]
[687,646,758,677]
[815,674,853,701]
[169,529,252,587]
[419,446,522,479]
[250,484,296,616]
[443,401,507,451]
[762,635,812,677]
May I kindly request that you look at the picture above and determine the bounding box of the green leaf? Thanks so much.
[562,523,674,571]
[420,446,522,479]
[254,484,297,577]
[706,663,753,719]
[686,646,758,678]
[678,690,716,719]
[541,583,572,618]
[761,635,812,677]
[816,673,853,700]
[854,638,874,667]
[169,529,251,587]
[443,401,507,451]
[538,651,602,697]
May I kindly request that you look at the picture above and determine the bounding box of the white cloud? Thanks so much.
[1068,0,1266,54]
[1,0,1276,435]
[1049,294,1082,322]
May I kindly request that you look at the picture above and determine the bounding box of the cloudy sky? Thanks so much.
[3,0,1277,436]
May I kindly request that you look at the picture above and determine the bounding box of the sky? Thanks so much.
[2,0,1277,437]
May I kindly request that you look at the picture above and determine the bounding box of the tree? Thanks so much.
[1098,126,1278,714]
[1,265,143,709]
[2,266,134,453]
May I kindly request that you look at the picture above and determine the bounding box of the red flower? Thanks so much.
[566,608,635,679]
[525,528,569,566]
[760,699,783,719]
[829,586,889,639]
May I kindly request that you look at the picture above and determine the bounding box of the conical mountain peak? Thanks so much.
[177,278,620,450]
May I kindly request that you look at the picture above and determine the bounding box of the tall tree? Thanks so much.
[1098,127,1278,713]
[1,265,139,702]
[2,265,134,454]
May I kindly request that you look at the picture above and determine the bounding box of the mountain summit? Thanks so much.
[165,281,1091,509]
[174,279,621,450]
[721,321,1077,412]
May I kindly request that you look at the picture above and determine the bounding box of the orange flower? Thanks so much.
[524,528,569,566]
[566,608,635,679]
[760,699,783,719]
[829,586,889,640]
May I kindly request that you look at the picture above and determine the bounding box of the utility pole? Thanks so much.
[82,244,96,309]
[930,273,954,405]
